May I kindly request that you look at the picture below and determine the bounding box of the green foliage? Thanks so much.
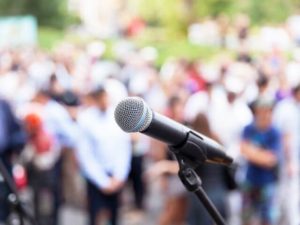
[38,27,65,50]
[193,0,236,19]
[245,0,293,24]
[0,0,27,15]
[124,0,300,65]
[131,0,300,29]
[37,26,223,66]
[134,0,189,33]
[132,34,223,66]
[0,0,74,28]
[150,40,221,66]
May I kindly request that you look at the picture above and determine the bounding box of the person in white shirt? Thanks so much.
[34,89,77,149]
[76,87,131,225]
[273,84,300,225]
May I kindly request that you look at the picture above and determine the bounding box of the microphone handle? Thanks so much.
[142,112,188,147]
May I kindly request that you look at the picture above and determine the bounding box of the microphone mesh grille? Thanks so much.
[114,97,152,132]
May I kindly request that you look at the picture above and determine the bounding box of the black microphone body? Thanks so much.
[114,97,233,166]
[142,112,188,146]
[142,112,233,165]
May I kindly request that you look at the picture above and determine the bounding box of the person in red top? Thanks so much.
[185,61,206,93]
[23,112,60,225]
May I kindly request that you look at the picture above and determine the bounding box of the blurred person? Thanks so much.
[275,74,291,102]
[58,91,85,207]
[210,78,252,225]
[240,97,281,225]
[223,62,259,104]
[215,76,253,159]
[160,59,190,100]
[127,133,149,212]
[217,14,230,48]
[90,60,121,90]
[33,89,78,224]
[124,53,166,111]
[125,17,146,37]
[184,76,251,157]
[273,84,300,225]
[27,51,55,90]
[187,113,229,225]
[144,72,168,112]
[235,14,250,45]
[52,47,75,91]
[33,89,77,148]
[104,78,128,107]
[76,87,131,225]
[256,75,270,98]
[146,95,187,225]
[48,74,65,102]
[184,61,206,93]
[287,15,300,45]
[184,81,227,124]
[237,49,253,64]
[0,51,23,102]
[259,47,286,78]
[247,75,271,113]
[22,111,60,225]
[0,98,27,223]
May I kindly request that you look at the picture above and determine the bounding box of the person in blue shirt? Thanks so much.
[76,87,131,225]
[240,97,281,225]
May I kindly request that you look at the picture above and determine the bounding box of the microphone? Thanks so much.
[114,97,233,166]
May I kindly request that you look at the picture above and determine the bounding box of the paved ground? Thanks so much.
[59,206,157,225]
[59,179,164,225]
[20,177,240,225]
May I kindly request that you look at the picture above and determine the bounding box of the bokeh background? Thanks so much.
[1,1,300,225]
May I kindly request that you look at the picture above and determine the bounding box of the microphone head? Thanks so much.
[114,97,153,132]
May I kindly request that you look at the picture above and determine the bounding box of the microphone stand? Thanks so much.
[0,158,37,225]
[170,149,227,225]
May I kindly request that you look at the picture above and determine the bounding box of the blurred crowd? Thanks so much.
[1,14,300,225]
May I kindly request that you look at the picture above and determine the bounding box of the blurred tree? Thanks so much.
[0,0,26,15]
[130,0,300,32]
[133,0,189,32]
[193,0,235,19]
[245,0,294,24]
[131,0,235,28]
[0,0,73,28]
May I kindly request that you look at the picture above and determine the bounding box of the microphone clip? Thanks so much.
[170,131,233,166]
[169,151,227,225]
